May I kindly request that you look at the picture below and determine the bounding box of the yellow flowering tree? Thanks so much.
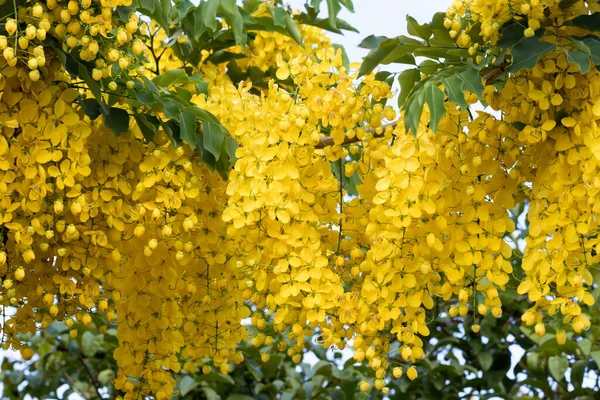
[2,0,600,398]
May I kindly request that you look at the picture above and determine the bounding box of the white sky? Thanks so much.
[288,0,451,63]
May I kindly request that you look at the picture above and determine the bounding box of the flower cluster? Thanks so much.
[445,0,600,49]
[1,0,600,397]
[1,0,142,84]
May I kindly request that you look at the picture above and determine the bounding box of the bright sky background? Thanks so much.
[288,0,451,64]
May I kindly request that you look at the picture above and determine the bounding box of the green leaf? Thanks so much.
[477,352,494,372]
[203,122,226,160]
[140,76,160,95]
[309,15,358,34]
[509,37,556,73]
[152,69,190,87]
[97,369,114,386]
[548,355,569,382]
[191,2,208,38]
[429,12,454,45]
[582,36,600,64]
[82,98,102,120]
[179,376,200,396]
[137,0,170,31]
[160,119,181,145]
[406,15,431,41]
[526,352,543,371]
[425,84,445,133]
[569,39,592,55]
[262,354,283,379]
[225,136,238,162]
[242,0,260,12]
[358,38,399,76]
[77,64,107,113]
[413,46,469,59]
[179,111,197,148]
[217,0,246,46]
[184,106,221,124]
[330,159,361,196]
[197,371,235,385]
[457,67,484,97]
[387,52,416,65]
[232,11,246,46]
[418,59,441,75]
[570,12,600,31]
[358,37,423,77]
[567,50,591,73]
[80,331,102,358]
[338,0,353,12]
[134,114,159,143]
[284,15,302,44]
[160,96,183,118]
[203,387,221,400]
[358,35,387,49]
[116,4,136,20]
[135,89,157,108]
[560,0,580,9]
[397,68,420,107]
[405,90,425,135]
[160,0,172,28]
[269,6,288,28]
[442,75,468,110]
[137,0,155,14]
[591,350,600,368]
[578,338,592,355]
[170,0,195,24]
[326,0,341,30]
[570,360,587,389]
[103,108,130,137]
[175,87,193,103]
[498,20,528,49]
[218,0,235,15]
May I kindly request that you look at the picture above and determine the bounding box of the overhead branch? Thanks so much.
[315,121,398,149]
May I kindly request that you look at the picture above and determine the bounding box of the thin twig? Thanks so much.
[56,337,104,399]
[77,352,104,399]
[62,370,92,400]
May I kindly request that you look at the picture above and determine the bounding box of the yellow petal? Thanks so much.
[276,67,290,80]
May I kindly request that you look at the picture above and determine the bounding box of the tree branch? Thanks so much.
[315,121,398,149]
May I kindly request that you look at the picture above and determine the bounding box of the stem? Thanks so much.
[78,353,104,399]
[148,27,163,75]
[11,0,17,51]
[62,371,92,400]
[336,157,343,255]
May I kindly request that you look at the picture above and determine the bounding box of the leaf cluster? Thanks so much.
[363,5,600,136]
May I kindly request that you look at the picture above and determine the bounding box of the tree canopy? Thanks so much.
[1,0,600,399]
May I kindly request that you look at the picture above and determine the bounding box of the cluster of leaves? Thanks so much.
[1,319,119,400]
[362,6,600,135]
[1,316,376,400]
